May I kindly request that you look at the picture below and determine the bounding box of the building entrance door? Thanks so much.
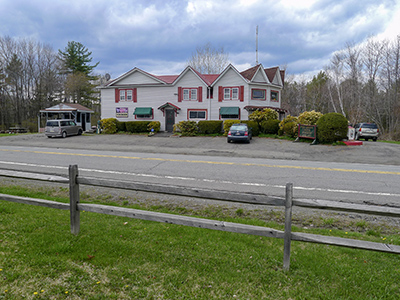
[165,109,175,132]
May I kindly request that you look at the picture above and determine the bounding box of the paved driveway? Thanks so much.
[1,133,400,165]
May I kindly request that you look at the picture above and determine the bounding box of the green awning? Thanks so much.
[133,107,152,115]
[220,107,239,115]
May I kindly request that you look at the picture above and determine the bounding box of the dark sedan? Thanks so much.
[227,123,252,143]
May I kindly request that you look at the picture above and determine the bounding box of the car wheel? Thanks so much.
[62,131,67,138]
[365,138,369,141]
[47,136,52,138]
[373,137,377,142]
[227,139,230,143]
[78,129,83,136]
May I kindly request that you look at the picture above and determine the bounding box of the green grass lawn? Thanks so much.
[1,184,400,299]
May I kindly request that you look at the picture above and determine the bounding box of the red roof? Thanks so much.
[154,75,179,84]
[240,64,261,81]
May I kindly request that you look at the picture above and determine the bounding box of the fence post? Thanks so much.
[283,183,293,271]
[69,164,80,235]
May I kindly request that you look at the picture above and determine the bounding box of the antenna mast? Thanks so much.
[256,25,259,65]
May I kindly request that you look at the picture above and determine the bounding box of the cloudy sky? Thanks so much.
[1,0,399,79]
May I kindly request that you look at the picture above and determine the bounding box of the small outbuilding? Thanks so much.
[39,103,94,132]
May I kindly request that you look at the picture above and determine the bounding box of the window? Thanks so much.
[120,90,126,101]
[220,107,240,119]
[126,90,132,101]
[183,88,197,101]
[224,88,231,99]
[224,87,238,100]
[183,89,189,100]
[220,86,242,101]
[252,89,266,100]
[271,91,279,102]
[232,88,239,100]
[116,89,136,102]
[188,110,207,119]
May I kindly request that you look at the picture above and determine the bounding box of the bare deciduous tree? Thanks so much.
[187,42,229,74]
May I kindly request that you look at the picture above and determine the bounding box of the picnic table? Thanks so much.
[8,127,28,133]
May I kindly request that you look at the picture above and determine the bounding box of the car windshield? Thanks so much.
[46,121,59,127]
[231,126,247,131]
[363,124,377,129]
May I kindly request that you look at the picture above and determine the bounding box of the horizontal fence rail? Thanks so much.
[1,165,400,271]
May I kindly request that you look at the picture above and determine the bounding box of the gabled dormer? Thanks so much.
[265,67,284,86]
[240,64,270,84]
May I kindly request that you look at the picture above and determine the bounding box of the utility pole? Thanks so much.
[256,25,259,65]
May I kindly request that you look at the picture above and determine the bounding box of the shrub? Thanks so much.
[223,120,241,135]
[316,112,348,143]
[126,121,152,133]
[21,118,37,133]
[147,121,161,133]
[249,108,279,124]
[279,115,298,138]
[260,119,280,134]
[100,118,118,134]
[116,120,126,132]
[173,121,198,136]
[297,110,323,125]
[198,121,223,134]
[241,120,260,136]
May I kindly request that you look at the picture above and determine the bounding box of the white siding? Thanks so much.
[101,65,283,131]
[253,69,267,83]
[118,71,161,85]
[212,68,248,121]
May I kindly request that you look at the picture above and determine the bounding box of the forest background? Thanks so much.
[0,35,399,139]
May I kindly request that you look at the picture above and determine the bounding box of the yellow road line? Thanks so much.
[1,148,400,175]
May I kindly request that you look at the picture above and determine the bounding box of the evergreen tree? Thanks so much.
[58,41,99,78]
[58,41,99,105]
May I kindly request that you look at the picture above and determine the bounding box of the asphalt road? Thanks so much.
[1,132,400,165]
[1,133,400,207]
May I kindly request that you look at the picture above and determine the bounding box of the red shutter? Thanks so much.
[115,89,120,103]
[178,87,182,102]
[240,86,244,102]
[218,86,223,102]
[198,86,202,102]
[133,88,137,103]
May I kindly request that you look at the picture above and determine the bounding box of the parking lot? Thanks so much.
[1,133,400,165]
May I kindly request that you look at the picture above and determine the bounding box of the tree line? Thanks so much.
[282,35,400,139]
[0,37,100,131]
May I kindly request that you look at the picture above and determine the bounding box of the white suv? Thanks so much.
[354,123,379,141]
[45,119,83,138]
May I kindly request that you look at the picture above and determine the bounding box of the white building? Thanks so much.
[100,64,285,132]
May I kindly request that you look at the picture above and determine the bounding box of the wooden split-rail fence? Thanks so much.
[1,165,400,271]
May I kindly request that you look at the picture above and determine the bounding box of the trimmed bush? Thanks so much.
[241,120,260,136]
[279,115,298,138]
[223,120,241,135]
[198,121,223,134]
[316,113,348,143]
[260,119,280,134]
[298,110,323,125]
[147,121,161,133]
[116,120,126,132]
[126,121,152,133]
[100,118,118,134]
[173,121,198,136]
